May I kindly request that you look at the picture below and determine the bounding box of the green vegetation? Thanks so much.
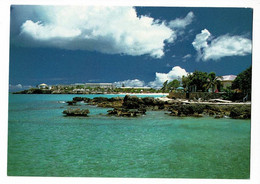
[221,66,252,101]
[232,66,252,99]
[187,71,209,92]
[13,67,252,101]
[205,72,222,92]
[162,71,222,93]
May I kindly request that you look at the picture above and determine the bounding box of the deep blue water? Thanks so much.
[8,94,251,178]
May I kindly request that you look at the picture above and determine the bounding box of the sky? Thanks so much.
[9,5,253,91]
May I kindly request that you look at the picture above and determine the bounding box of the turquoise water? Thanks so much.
[8,94,251,178]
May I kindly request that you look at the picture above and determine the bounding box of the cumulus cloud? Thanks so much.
[114,66,188,89]
[13,6,176,58]
[192,29,252,61]
[9,84,32,91]
[168,12,194,29]
[114,79,145,88]
[192,29,211,56]
[9,84,23,89]
[148,66,188,88]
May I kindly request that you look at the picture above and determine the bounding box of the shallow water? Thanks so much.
[8,94,250,178]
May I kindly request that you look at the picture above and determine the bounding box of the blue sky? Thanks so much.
[9,6,253,91]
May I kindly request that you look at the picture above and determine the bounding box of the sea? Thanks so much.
[7,94,251,178]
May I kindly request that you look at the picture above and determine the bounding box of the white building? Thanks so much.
[37,83,49,89]
[84,83,115,89]
[218,75,237,89]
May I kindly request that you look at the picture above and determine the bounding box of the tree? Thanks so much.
[187,71,208,92]
[167,79,180,90]
[204,72,222,92]
[232,66,252,95]
[181,75,189,90]
[161,80,168,92]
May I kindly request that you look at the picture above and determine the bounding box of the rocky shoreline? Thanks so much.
[63,95,251,119]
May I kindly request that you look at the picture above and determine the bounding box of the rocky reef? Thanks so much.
[63,95,251,119]
[63,108,90,117]
[168,104,251,119]
[107,108,146,117]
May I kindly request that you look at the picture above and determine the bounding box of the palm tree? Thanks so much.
[161,80,168,92]
[204,72,222,92]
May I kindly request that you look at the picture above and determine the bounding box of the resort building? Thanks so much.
[218,75,237,89]
[37,83,49,89]
[84,83,115,89]
[120,87,152,89]
[52,83,115,89]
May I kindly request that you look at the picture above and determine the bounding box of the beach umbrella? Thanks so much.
[176,87,184,90]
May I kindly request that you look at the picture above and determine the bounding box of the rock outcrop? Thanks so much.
[168,104,251,119]
[63,96,251,119]
[66,100,77,105]
[107,107,146,117]
[63,108,90,116]
[229,105,251,119]
[107,95,146,117]
[73,97,91,103]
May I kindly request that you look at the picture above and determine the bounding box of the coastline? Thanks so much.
[116,93,169,96]
[64,95,251,119]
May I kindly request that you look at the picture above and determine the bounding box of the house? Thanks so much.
[218,75,237,89]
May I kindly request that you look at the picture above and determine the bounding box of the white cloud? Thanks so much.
[9,84,32,91]
[192,29,211,51]
[9,84,23,89]
[148,66,188,88]
[192,29,252,61]
[114,66,189,89]
[203,35,252,60]
[182,54,192,59]
[168,12,194,29]
[114,79,145,88]
[15,6,175,58]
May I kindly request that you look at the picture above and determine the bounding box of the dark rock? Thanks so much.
[66,100,77,105]
[169,104,201,116]
[107,107,146,117]
[108,97,124,102]
[123,95,144,109]
[142,97,155,105]
[229,105,251,119]
[93,97,109,103]
[63,108,90,116]
[73,97,91,102]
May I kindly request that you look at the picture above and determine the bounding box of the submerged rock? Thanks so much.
[63,108,90,116]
